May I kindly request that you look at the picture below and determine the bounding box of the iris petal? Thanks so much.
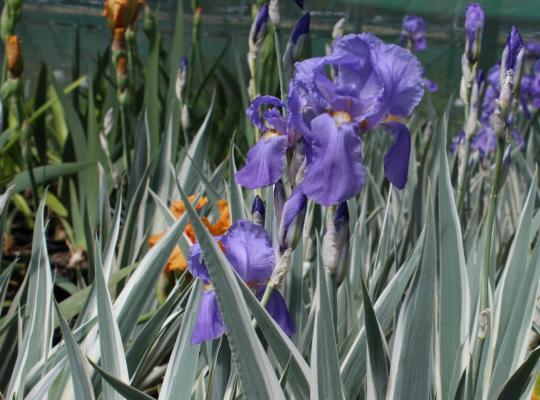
[302,113,365,206]
[235,134,288,189]
[257,287,296,337]
[382,122,411,189]
[191,290,225,344]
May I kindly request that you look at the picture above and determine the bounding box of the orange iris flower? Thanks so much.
[103,0,144,30]
[149,196,231,273]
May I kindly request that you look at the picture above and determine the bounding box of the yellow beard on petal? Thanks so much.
[331,111,352,127]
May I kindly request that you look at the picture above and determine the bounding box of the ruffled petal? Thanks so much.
[191,290,225,344]
[302,113,365,206]
[247,95,284,131]
[235,134,289,189]
[361,33,425,126]
[256,287,296,337]
[382,122,411,189]
[222,220,275,284]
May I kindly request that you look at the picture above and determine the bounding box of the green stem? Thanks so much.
[120,106,131,172]
[470,136,505,393]
[251,284,275,330]
[325,269,337,336]
[273,26,287,103]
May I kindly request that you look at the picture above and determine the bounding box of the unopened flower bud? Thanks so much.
[332,18,347,40]
[273,179,287,230]
[288,140,306,185]
[143,5,157,38]
[489,105,506,140]
[6,35,22,78]
[478,308,490,339]
[498,71,513,116]
[249,3,269,51]
[251,195,266,226]
[464,3,484,63]
[502,26,523,73]
[269,0,280,27]
[322,202,350,280]
[279,185,307,253]
[283,12,310,72]
[175,56,188,101]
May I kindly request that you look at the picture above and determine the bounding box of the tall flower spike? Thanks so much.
[464,3,484,63]
[283,12,310,72]
[249,2,269,50]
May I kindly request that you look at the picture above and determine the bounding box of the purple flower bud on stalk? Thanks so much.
[283,12,310,71]
[175,56,188,101]
[502,26,524,73]
[464,3,484,63]
[251,195,266,226]
[269,0,280,27]
[279,185,307,252]
[274,180,287,231]
[249,3,269,48]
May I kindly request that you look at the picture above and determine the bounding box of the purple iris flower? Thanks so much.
[503,26,524,71]
[235,91,303,189]
[464,3,484,63]
[189,220,295,344]
[292,33,424,205]
[400,15,427,52]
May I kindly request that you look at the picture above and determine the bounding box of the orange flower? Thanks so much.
[103,0,144,30]
[149,197,231,273]
[6,35,23,77]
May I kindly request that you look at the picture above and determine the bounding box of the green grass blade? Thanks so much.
[158,281,202,400]
[496,347,540,400]
[95,249,129,400]
[88,359,155,400]
[386,187,436,399]
[54,302,95,400]
[311,246,344,399]
[437,114,470,400]
[178,92,215,194]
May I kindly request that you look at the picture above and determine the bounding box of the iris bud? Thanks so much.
[249,3,269,51]
[251,195,266,226]
[464,3,484,63]
[332,18,347,41]
[278,186,307,253]
[269,0,280,27]
[322,202,350,282]
[175,56,188,102]
[273,179,287,231]
[283,12,310,73]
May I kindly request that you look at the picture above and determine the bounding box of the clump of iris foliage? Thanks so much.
[1,0,540,398]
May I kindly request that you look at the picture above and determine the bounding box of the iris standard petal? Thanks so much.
[361,33,425,126]
[235,134,289,189]
[302,113,365,206]
[256,287,296,337]
[222,220,275,284]
[247,95,284,131]
[382,122,411,189]
[188,242,210,283]
[191,290,225,344]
